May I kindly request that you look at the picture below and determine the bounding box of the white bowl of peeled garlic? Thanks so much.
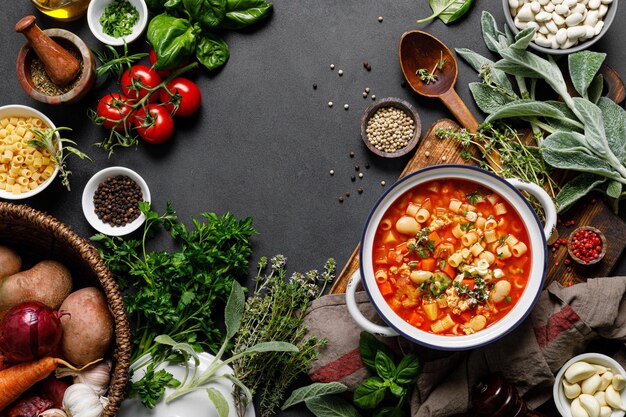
[554,353,626,417]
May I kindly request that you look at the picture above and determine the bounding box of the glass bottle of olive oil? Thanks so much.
[31,0,91,21]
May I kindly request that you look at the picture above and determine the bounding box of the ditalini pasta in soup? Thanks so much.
[372,179,531,336]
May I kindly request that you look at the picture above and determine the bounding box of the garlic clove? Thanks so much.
[599,406,611,417]
[594,391,606,407]
[564,379,583,399]
[579,394,601,417]
[612,374,626,391]
[582,374,602,395]
[63,383,105,417]
[599,372,613,391]
[571,397,591,417]
[605,385,626,411]
[38,409,68,417]
[593,365,609,374]
[566,362,598,384]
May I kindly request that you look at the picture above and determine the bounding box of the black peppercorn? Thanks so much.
[93,175,143,227]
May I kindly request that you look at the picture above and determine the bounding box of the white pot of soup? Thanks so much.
[346,165,557,350]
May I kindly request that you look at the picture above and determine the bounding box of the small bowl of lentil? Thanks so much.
[87,0,148,46]
[82,166,151,236]
[567,226,607,266]
[361,97,422,158]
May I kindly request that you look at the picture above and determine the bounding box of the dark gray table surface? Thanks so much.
[1,1,625,416]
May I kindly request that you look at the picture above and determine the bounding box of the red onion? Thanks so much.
[7,394,52,417]
[38,377,69,409]
[0,301,63,362]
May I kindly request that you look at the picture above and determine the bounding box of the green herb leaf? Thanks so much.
[455,48,513,91]
[128,368,180,408]
[493,59,543,78]
[241,341,299,354]
[394,354,422,385]
[468,82,516,114]
[353,377,387,409]
[511,27,535,50]
[305,396,363,417]
[373,407,405,417]
[597,97,626,164]
[555,173,606,213]
[417,0,474,24]
[542,132,617,179]
[196,33,230,70]
[359,332,394,373]
[282,382,348,410]
[568,51,606,98]
[147,14,198,70]
[375,350,396,380]
[183,0,227,29]
[485,99,566,123]
[480,11,504,52]
[389,382,406,398]
[572,97,610,156]
[221,0,273,29]
[588,74,604,104]
[206,388,229,417]
[606,180,622,199]
[225,281,245,339]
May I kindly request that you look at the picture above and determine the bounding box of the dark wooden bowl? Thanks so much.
[567,226,607,266]
[360,97,422,158]
[16,28,96,105]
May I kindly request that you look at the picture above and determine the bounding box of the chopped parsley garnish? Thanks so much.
[409,227,435,259]
[408,261,419,269]
[452,273,491,307]
[439,259,446,269]
[460,222,474,232]
[505,296,512,303]
[100,0,140,38]
[498,234,510,247]
[420,273,451,298]
[488,214,495,220]
[466,192,484,206]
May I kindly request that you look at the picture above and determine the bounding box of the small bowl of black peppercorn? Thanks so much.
[82,166,151,236]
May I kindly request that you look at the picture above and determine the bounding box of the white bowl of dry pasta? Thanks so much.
[346,165,557,350]
[0,105,60,200]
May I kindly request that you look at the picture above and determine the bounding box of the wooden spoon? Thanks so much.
[399,30,478,133]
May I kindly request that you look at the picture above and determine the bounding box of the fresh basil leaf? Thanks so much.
[389,382,406,398]
[225,281,245,339]
[147,14,198,70]
[455,48,513,92]
[568,51,606,98]
[555,173,606,213]
[373,407,405,417]
[375,350,396,380]
[485,99,566,123]
[221,0,273,29]
[542,132,618,179]
[417,0,474,24]
[305,396,363,417]
[588,74,604,104]
[196,33,230,70]
[145,0,167,12]
[494,59,543,78]
[469,82,516,114]
[164,0,183,8]
[572,98,610,156]
[184,0,227,29]
[282,382,348,410]
[353,377,387,409]
[511,27,536,50]
[206,388,229,417]
[597,97,626,164]
[394,353,422,385]
[606,180,622,199]
[359,332,394,373]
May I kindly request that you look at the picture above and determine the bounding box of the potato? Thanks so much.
[60,287,114,366]
[0,260,71,316]
[0,245,21,278]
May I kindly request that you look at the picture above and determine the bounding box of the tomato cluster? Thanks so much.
[95,61,202,145]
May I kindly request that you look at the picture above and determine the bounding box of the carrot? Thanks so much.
[421,258,436,272]
[428,231,442,247]
[443,263,457,279]
[461,279,475,290]
[379,281,393,297]
[0,358,99,411]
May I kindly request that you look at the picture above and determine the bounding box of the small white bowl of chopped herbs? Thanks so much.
[87,0,148,46]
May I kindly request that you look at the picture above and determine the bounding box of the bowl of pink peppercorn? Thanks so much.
[567,226,606,265]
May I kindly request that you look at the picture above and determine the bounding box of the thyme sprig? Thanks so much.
[27,127,91,191]
[416,51,447,84]
[232,256,336,417]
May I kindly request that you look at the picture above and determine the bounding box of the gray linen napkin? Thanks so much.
[303,277,626,417]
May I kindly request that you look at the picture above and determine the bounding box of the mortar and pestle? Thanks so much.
[15,15,95,105]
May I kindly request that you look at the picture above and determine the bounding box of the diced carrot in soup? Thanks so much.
[372,179,531,336]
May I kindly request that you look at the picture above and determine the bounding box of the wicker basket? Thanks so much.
[0,202,130,417]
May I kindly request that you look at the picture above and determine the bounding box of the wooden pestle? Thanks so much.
[15,15,81,86]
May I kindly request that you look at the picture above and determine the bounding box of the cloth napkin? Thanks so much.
[303,277,626,416]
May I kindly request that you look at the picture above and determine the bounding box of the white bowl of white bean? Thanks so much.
[503,0,618,54]
[0,105,61,200]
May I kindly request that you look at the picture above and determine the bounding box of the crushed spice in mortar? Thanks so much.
[30,45,83,96]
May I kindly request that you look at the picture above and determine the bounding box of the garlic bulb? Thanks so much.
[57,361,111,396]
[63,384,108,417]
[38,409,68,417]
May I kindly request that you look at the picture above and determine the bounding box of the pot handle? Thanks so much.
[346,270,398,337]
[507,178,557,241]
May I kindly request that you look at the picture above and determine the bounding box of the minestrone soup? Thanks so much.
[372,179,531,336]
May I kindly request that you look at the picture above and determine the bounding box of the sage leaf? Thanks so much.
[222,374,253,405]
[375,350,396,380]
[221,0,272,29]
[225,281,245,339]
[556,173,606,213]
[543,131,594,154]
[588,74,604,104]
[353,377,386,409]
[504,23,515,43]
[469,82,516,114]
[481,11,504,52]
[485,99,566,123]
[206,388,229,417]
[597,97,626,164]
[359,332,394,373]
[494,59,543,78]
[543,101,584,132]
[417,0,474,24]
[607,180,622,199]
[395,353,422,385]
[498,47,568,97]
[572,98,609,156]
[456,48,513,91]
[511,27,535,50]
[568,51,606,98]
[242,341,299,354]
[196,33,230,70]
[282,382,348,410]
[543,134,618,179]
[305,396,363,417]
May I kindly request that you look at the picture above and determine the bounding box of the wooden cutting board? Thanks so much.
[330,118,626,294]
